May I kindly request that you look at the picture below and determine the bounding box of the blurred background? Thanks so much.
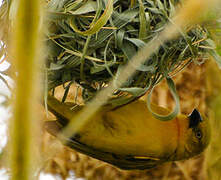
[0,0,221,179]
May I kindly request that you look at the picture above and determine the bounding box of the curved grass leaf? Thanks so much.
[89,9,139,46]
[147,77,180,121]
[69,0,113,36]
[68,0,97,15]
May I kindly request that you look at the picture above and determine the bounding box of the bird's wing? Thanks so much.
[44,120,162,170]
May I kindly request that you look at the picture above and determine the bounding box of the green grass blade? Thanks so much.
[147,77,180,121]
[69,0,113,36]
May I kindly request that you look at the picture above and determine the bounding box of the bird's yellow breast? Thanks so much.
[78,101,179,159]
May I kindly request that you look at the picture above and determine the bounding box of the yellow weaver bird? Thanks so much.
[45,95,210,170]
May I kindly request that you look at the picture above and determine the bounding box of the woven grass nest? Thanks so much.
[45,0,217,104]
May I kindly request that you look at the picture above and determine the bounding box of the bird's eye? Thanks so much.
[195,130,202,139]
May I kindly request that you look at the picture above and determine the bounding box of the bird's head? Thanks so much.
[174,109,211,160]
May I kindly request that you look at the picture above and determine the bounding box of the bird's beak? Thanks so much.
[188,109,202,128]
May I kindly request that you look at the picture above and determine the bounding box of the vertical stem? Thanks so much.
[80,35,92,81]
[9,0,42,179]
[205,60,221,179]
